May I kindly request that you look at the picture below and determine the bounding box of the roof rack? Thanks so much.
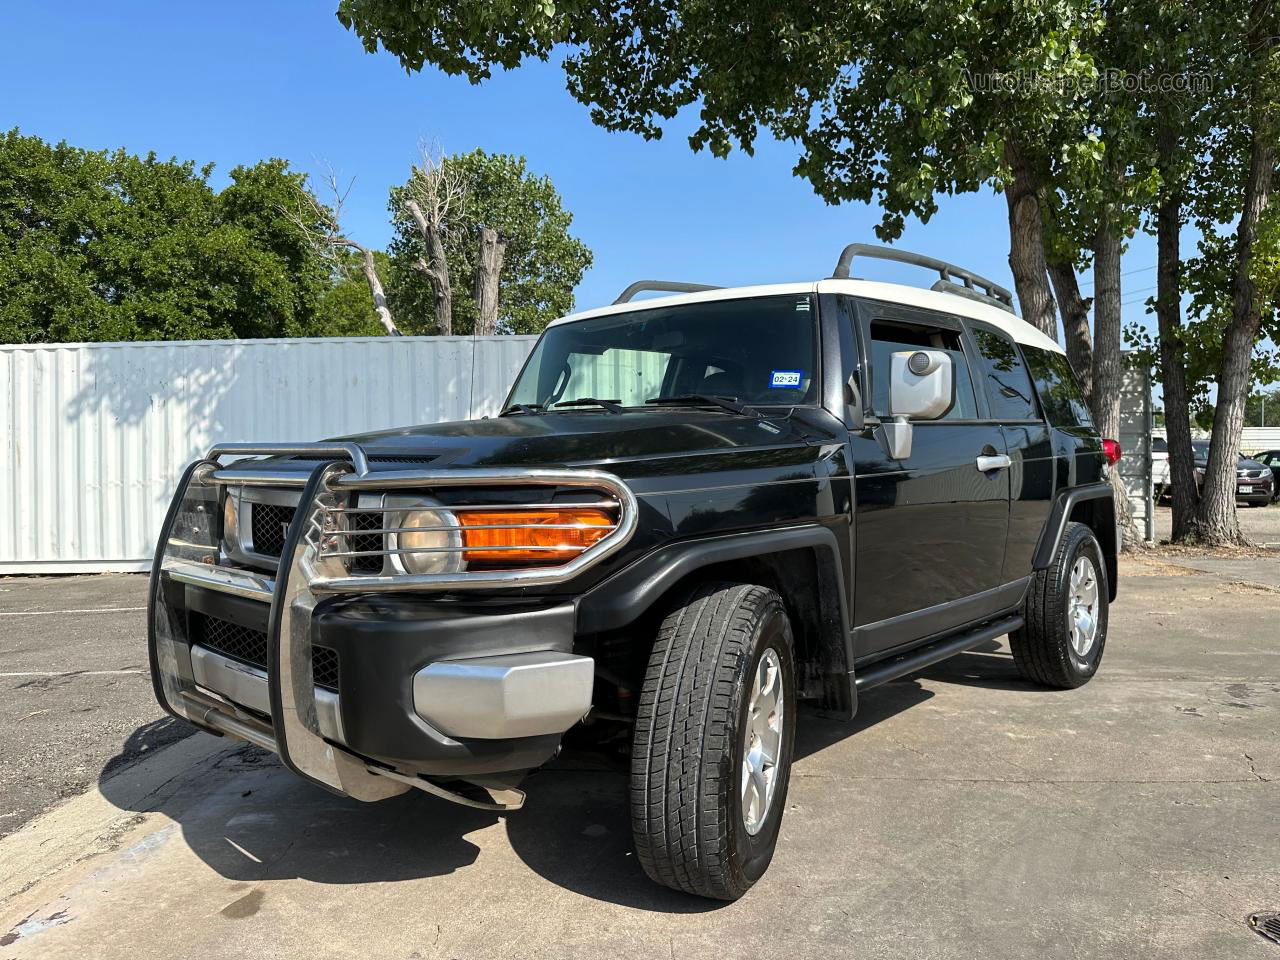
[613,280,722,304]
[831,244,1015,314]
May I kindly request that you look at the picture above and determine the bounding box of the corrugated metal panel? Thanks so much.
[1150,427,1280,453]
[1240,427,1280,454]
[0,335,536,573]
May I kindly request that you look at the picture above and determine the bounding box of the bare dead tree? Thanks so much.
[285,166,400,336]
[473,227,506,336]
[403,144,468,336]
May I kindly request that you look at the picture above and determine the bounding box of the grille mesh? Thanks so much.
[191,613,340,692]
[346,510,385,573]
[192,613,268,669]
[312,646,340,692]
[250,503,296,558]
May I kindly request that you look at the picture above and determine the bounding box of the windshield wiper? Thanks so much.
[646,394,757,417]
[499,402,544,416]
[554,397,625,415]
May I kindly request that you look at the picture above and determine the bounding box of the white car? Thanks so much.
[1153,436,1169,499]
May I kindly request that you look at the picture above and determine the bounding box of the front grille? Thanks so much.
[192,613,268,670]
[345,509,384,573]
[286,454,439,465]
[250,503,296,557]
[191,613,340,693]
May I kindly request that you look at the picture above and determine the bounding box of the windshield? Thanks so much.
[1192,440,1209,459]
[506,295,819,410]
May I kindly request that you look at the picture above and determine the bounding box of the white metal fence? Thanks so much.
[1151,426,1280,453]
[0,336,537,573]
[1118,364,1155,543]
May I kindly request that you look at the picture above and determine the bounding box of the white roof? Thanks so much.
[549,278,1065,355]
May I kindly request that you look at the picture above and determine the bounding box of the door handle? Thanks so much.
[976,454,1012,472]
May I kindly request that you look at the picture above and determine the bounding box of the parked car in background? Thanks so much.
[1152,436,1169,500]
[1255,450,1280,502]
[1192,440,1275,506]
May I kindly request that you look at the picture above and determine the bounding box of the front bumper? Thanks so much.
[148,448,631,802]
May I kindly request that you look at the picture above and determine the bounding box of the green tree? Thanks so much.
[387,149,591,335]
[337,0,1095,338]
[0,129,332,343]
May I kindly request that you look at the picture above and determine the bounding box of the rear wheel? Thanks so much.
[1010,522,1109,689]
[630,581,796,900]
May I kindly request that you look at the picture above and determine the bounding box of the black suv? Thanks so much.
[149,245,1119,900]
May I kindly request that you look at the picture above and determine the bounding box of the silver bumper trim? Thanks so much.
[163,557,275,602]
[412,651,595,739]
[190,645,345,744]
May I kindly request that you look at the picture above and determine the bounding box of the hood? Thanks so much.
[333,409,816,469]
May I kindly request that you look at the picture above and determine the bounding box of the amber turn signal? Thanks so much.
[458,508,613,563]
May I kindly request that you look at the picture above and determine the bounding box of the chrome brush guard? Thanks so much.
[147,441,637,803]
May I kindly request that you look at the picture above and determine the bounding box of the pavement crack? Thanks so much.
[1243,752,1271,782]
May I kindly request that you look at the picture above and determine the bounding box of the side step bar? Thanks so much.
[854,615,1023,691]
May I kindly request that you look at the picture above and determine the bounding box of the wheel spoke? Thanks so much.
[741,757,757,817]
[741,647,786,835]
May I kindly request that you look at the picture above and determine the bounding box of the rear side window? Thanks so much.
[867,319,979,420]
[970,327,1039,420]
[1152,436,1168,453]
[1023,345,1093,427]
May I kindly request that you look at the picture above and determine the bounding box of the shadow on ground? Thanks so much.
[97,649,1009,912]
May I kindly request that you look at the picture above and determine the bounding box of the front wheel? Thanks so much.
[630,581,796,900]
[1010,522,1109,689]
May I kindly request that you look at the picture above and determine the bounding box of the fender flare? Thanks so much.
[1033,482,1118,600]
[575,524,856,715]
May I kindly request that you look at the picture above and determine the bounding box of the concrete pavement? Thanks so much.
[1,558,1278,959]
[0,574,192,841]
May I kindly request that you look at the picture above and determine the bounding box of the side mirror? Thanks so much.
[876,350,955,459]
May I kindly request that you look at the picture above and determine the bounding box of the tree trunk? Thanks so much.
[1090,225,1139,549]
[405,199,453,336]
[1090,227,1122,430]
[1003,140,1059,340]
[1154,128,1197,542]
[1047,257,1093,401]
[357,247,399,336]
[473,227,506,337]
[1189,128,1276,545]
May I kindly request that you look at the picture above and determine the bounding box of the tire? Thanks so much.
[630,581,796,900]
[1010,522,1109,689]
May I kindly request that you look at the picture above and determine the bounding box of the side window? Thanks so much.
[970,327,1039,420]
[1152,436,1168,453]
[1023,345,1094,427]
[867,319,979,420]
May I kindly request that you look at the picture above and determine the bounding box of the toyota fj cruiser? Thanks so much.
[149,244,1119,900]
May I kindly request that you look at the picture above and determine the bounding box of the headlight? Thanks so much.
[395,506,464,575]
[222,493,239,545]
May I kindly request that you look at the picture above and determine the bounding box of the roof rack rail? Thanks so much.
[831,244,1015,314]
[613,280,722,304]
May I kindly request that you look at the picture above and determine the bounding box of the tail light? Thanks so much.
[458,507,614,563]
[1102,439,1122,466]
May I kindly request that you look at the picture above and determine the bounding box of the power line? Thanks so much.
[1079,264,1157,289]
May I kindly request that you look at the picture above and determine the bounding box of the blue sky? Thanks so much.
[3,1,1163,329]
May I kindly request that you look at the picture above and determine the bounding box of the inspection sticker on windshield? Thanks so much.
[769,370,802,388]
